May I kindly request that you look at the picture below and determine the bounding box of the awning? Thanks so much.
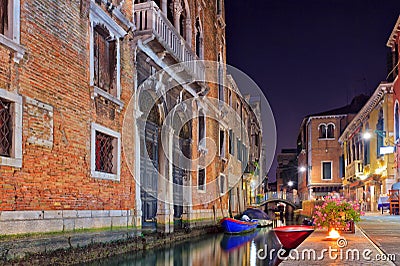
[310,185,343,193]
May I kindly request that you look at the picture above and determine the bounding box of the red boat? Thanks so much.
[272,225,314,249]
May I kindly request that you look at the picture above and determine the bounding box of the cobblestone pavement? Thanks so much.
[280,225,396,266]
[358,212,400,265]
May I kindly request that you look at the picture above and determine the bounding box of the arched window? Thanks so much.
[395,102,399,141]
[319,124,327,139]
[327,123,335,138]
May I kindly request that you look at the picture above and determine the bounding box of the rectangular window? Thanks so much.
[229,129,234,155]
[219,128,225,158]
[93,25,117,96]
[0,89,22,168]
[216,0,222,15]
[0,0,8,35]
[364,139,370,165]
[198,168,205,191]
[90,2,126,105]
[322,162,332,180]
[198,113,205,148]
[339,155,344,178]
[0,98,11,157]
[91,123,121,181]
[95,131,114,173]
[237,138,241,161]
[220,174,225,194]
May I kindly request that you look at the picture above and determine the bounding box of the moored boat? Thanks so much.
[243,208,273,227]
[272,225,314,249]
[220,217,258,234]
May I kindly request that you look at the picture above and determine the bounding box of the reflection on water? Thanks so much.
[85,220,289,266]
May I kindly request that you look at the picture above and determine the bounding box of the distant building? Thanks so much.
[297,95,368,200]
[276,149,298,192]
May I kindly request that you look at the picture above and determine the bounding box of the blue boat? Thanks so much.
[220,217,258,234]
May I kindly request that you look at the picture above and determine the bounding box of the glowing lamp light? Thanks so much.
[326,229,341,240]
[363,132,372,140]
[288,181,294,187]
[299,166,306,172]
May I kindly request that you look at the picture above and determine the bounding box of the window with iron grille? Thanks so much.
[0,0,8,35]
[95,131,115,173]
[93,25,117,96]
[91,123,121,180]
[0,98,11,157]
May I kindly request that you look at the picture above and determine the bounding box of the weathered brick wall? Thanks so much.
[0,0,135,212]
[189,0,230,212]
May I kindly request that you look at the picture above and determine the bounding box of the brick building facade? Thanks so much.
[297,96,367,200]
[0,0,261,234]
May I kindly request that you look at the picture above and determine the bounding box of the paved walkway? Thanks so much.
[280,225,396,265]
[358,212,400,265]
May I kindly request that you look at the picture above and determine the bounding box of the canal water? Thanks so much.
[84,220,290,266]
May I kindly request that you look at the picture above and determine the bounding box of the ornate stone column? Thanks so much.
[171,1,183,34]
[161,0,167,16]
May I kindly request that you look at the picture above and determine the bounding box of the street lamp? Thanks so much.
[288,181,294,187]
[299,166,306,173]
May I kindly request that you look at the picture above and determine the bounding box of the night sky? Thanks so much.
[225,0,400,180]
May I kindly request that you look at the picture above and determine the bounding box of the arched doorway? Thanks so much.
[139,90,161,226]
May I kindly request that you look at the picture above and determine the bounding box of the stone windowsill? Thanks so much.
[93,87,124,110]
[0,35,25,63]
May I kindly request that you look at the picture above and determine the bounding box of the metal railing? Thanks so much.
[134,1,205,81]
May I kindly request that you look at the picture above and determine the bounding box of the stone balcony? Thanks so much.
[134,1,205,82]
[346,160,363,178]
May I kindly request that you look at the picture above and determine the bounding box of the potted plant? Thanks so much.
[312,194,363,234]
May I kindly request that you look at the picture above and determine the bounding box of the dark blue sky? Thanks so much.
[225,0,400,180]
